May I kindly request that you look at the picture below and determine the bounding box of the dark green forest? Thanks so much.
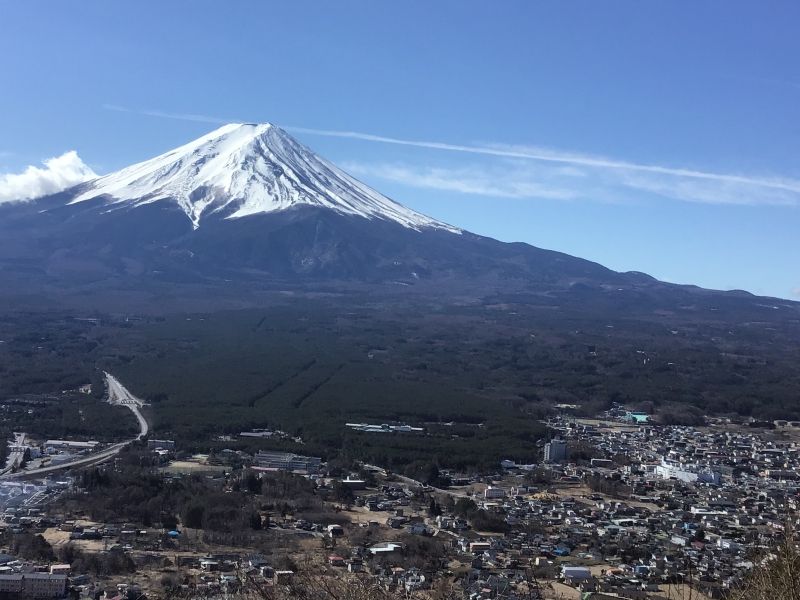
[1,296,798,471]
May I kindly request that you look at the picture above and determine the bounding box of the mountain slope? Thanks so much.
[0,123,797,326]
[70,123,459,232]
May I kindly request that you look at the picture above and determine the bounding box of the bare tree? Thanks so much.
[727,525,800,600]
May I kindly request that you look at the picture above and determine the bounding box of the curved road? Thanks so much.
[2,373,148,479]
[105,372,149,439]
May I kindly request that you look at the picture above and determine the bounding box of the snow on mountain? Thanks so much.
[72,123,459,232]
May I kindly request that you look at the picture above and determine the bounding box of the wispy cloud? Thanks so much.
[345,159,800,207]
[102,104,800,207]
[294,128,800,199]
[792,287,800,299]
[342,162,579,201]
[0,151,96,203]
[102,104,231,125]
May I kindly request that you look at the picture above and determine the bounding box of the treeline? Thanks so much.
[586,474,631,499]
[2,394,138,442]
[0,426,9,466]
[56,543,136,576]
[0,313,102,398]
[444,497,510,533]
[63,448,342,534]
[2,532,54,562]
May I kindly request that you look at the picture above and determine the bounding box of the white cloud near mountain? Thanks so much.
[0,151,96,203]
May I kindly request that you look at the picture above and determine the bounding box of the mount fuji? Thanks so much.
[70,123,459,233]
[0,123,797,322]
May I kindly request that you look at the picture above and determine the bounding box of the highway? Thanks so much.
[105,372,149,439]
[0,433,27,476]
[2,373,149,479]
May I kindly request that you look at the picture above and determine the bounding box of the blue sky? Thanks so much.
[0,1,798,298]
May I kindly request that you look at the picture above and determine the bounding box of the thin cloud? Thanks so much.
[102,104,800,206]
[343,162,577,200]
[345,159,799,207]
[792,287,800,299]
[291,127,800,197]
[0,151,97,203]
[616,171,799,207]
[102,104,230,125]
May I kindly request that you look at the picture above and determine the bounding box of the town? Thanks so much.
[2,399,799,599]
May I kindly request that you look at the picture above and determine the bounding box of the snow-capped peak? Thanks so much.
[72,123,459,232]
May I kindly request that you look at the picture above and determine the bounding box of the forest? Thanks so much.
[1,294,799,471]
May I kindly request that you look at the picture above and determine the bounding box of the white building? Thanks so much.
[654,458,721,484]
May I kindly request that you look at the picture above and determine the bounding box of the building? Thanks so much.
[253,451,321,474]
[544,439,568,463]
[654,458,721,484]
[0,574,22,595]
[484,486,507,500]
[341,477,367,489]
[345,422,424,433]
[624,411,650,424]
[147,439,176,450]
[44,440,98,451]
[0,573,67,598]
[561,566,592,584]
[368,542,403,555]
[49,564,70,575]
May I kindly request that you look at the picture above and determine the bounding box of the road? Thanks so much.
[105,372,149,439]
[2,373,149,479]
[0,433,27,476]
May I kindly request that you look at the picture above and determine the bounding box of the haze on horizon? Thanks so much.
[0,1,797,299]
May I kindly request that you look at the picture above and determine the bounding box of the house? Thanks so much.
[259,566,274,579]
[49,564,70,575]
[219,574,239,588]
[469,541,491,554]
[341,477,367,489]
[200,559,220,571]
[327,524,344,537]
[177,556,198,568]
[368,542,403,555]
[561,566,592,584]
[554,544,571,556]
[328,555,346,567]
[274,570,294,584]
[407,522,429,535]
[347,558,364,573]
[404,568,426,591]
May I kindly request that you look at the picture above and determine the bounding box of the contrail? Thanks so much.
[102,104,800,196]
[284,126,800,194]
